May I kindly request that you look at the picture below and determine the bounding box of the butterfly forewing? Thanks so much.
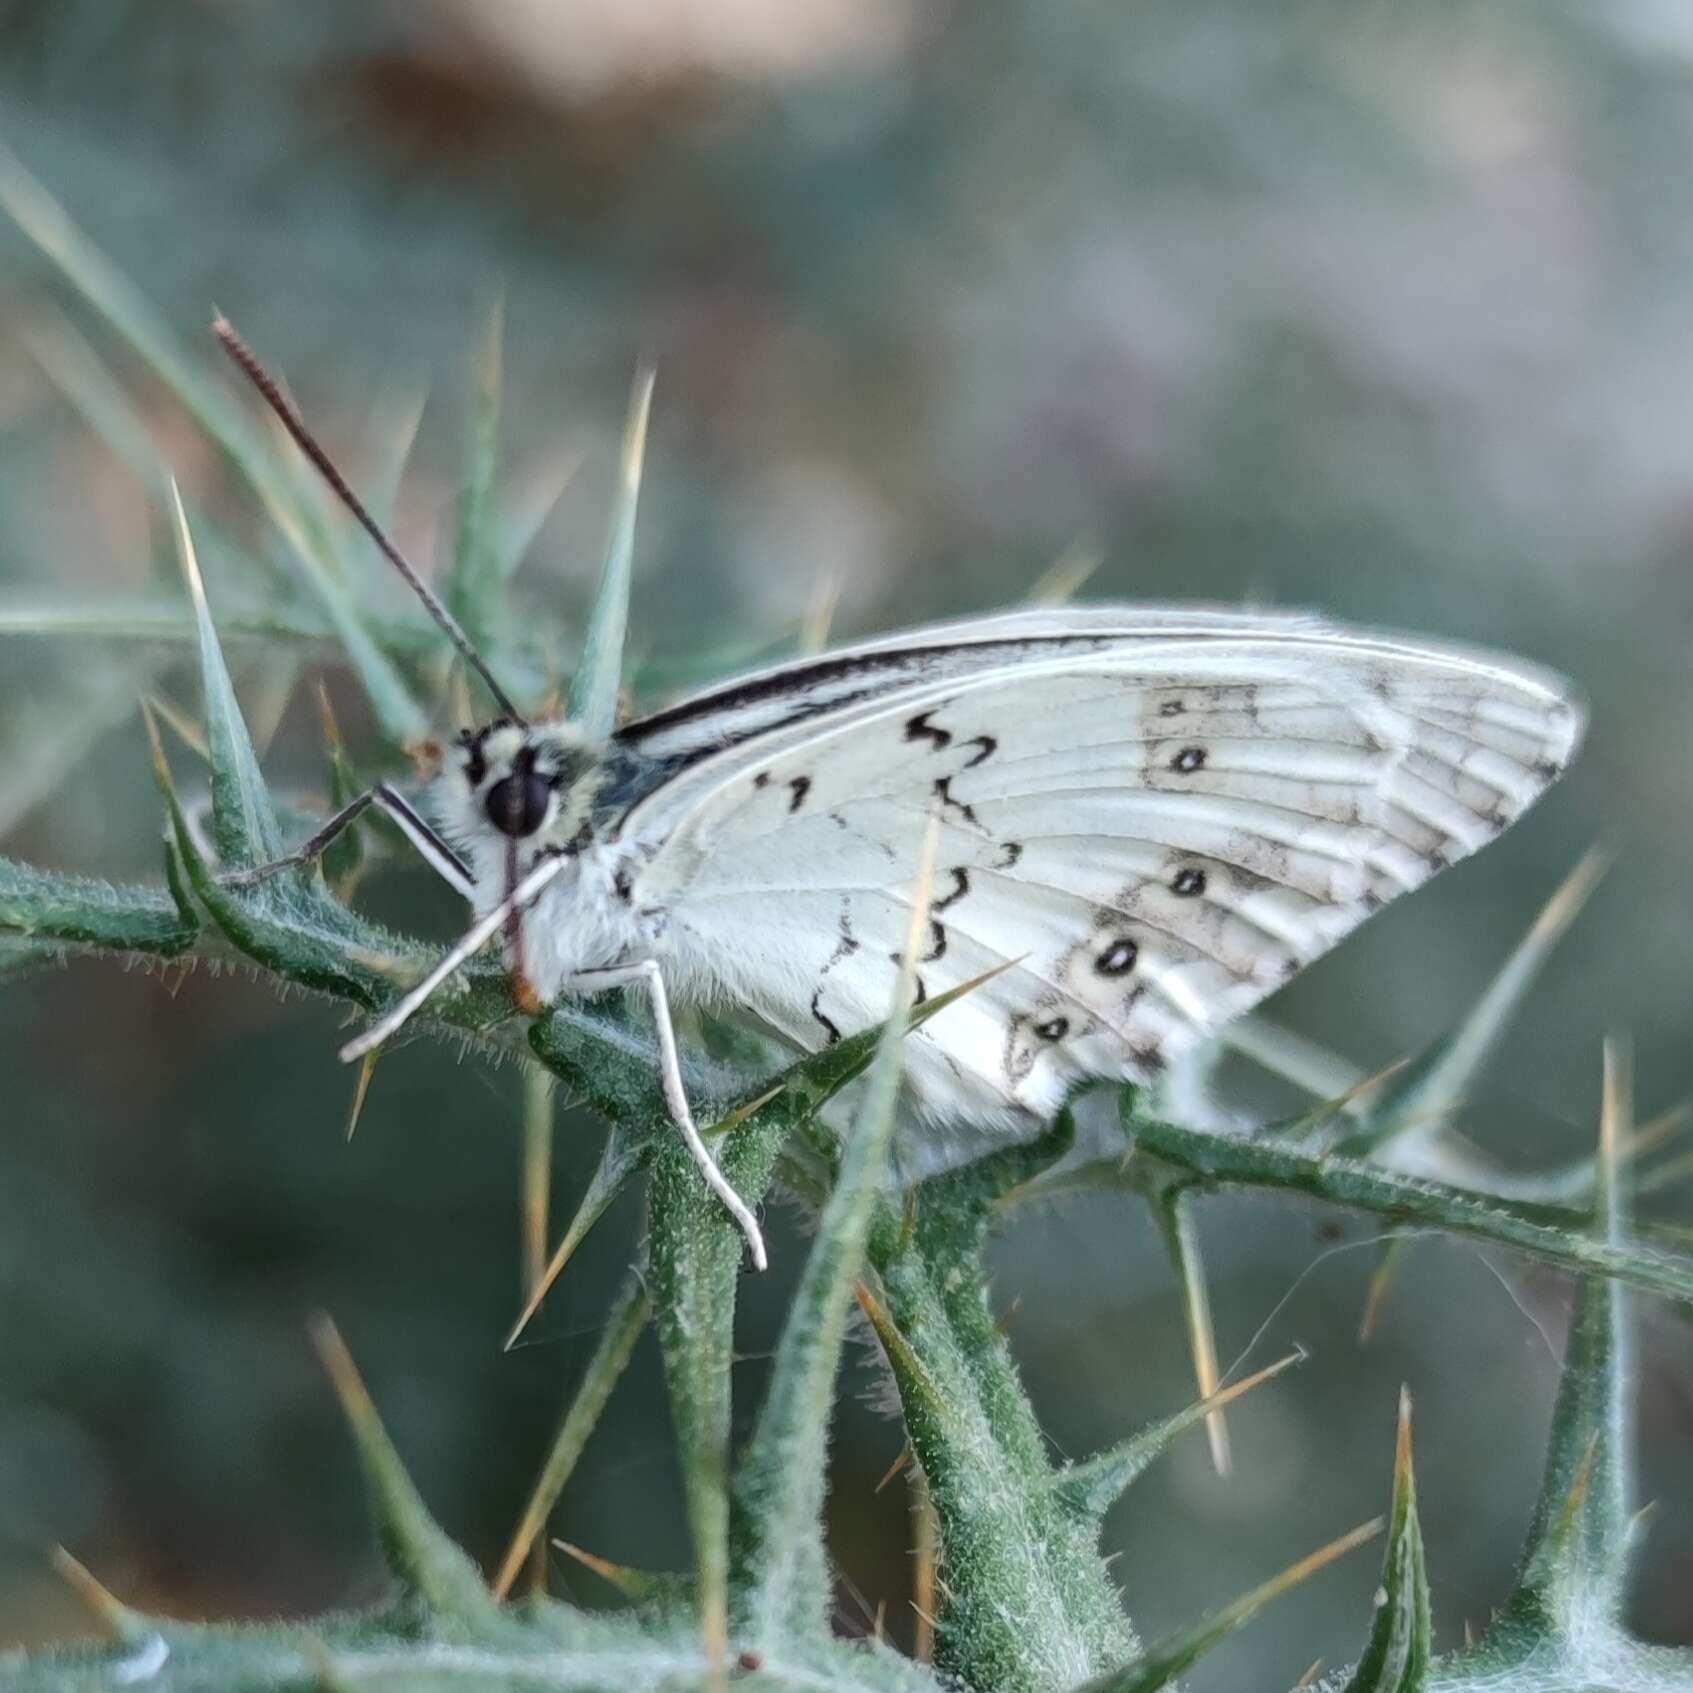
[610,617,1582,1123]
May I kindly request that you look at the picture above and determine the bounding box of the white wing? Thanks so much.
[614,614,1583,1121]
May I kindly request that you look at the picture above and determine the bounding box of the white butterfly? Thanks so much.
[215,327,1585,1271]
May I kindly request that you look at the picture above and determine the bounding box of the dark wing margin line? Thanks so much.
[617,637,1103,750]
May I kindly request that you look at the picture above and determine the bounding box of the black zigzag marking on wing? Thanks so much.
[905,710,952,751]
[810,989,842,1047]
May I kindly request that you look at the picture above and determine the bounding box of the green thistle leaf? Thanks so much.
[1068,1521,1384,1693]
[0,143,429,742]
[1337,852,1607,1159]
[1343,1390,1431,1693]
[568,369,652,738]
[0,858,196,959]
[171,483,282,870]
[1052,1350,1304,1523]
[306,1316,507,1632]
[448,295,508,669]
[1496,1042,1634,1643]
[732,828,935,1643]
[1129,1112,1693,1306]
[492,1268,652,1601]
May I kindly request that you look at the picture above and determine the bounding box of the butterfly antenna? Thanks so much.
[212,314,526,725]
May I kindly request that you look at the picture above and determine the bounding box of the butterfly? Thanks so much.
[213,322,1585,1272]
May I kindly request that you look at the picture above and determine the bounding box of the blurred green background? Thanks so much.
[1,2,1691,1687]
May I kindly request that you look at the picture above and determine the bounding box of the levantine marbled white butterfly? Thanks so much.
[214,321,1585,1273]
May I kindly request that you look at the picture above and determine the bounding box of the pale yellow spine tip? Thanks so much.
[621,366,656,496]
[50,1546,136,1639]
[1395,1385,1415,1480]
[167,477,209,614]
[307,1312,376,1426]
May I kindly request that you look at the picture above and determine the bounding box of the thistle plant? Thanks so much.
[3,155,1692,1693]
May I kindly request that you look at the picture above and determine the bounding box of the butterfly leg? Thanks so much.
[560,961,769,1272]
[218,782,476,897]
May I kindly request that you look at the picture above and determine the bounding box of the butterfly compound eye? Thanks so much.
[485,772,551,837]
